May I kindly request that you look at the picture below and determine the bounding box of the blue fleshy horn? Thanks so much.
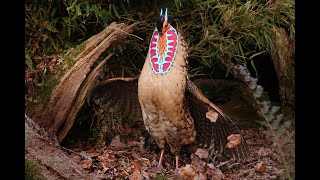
[165,8,168,21]
[160,8,163,17]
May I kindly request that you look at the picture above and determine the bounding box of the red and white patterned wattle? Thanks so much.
[148,27,178,74]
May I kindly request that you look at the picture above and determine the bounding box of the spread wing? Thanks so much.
[186,78,250,162]
[87,75,250,162]
[87,76,142,121]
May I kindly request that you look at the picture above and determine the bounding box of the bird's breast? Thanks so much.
[137,34,196,146]
[138,33,188,118]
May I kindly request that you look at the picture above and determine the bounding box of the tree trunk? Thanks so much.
[25,114,93,179]
[31,22,139,143]
[270,26,295,118]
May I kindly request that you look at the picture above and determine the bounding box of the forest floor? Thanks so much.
[26,79,293,179]
[60,125,287,180]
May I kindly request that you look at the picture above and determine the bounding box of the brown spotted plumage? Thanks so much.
[88,9,250,169]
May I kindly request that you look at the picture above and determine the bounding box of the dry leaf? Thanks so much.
[206,110,219,123]
[195,148,209,159]
[98,154,109,163]
[191,154,206,173]
[79,159,92,170]
[258,147,271,157]
[88,152,100,158]
[48,65,54,74]
[133,161,142,173]
[274,168,284,175]
[80,151,92,161]
[139,158,151,167]
[194,173,207,180]
[207,163,223,180]
[27,78,33,84]
[72,155,81,163]
[110,135,127,149]
[226,134,242,148]
[151,159,158,167]
[119,170,129,178]
[109,153,116,161]
[129,162,143,180]
[255,161,266,174]
[87,148,96,153]
[179,164,196,180]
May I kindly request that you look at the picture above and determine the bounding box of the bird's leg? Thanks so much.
[158,149,165,168]
[175,155,179,170]
[166,129,181,170]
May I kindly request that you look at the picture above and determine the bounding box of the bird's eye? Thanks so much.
[165,24,168,27]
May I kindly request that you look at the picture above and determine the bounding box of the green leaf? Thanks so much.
[251,59,259,77]
[243,62,249,73]
[46,23,59,33]
[249,51,265,59]
[43,68,47,76]
[112,5,120,19]
[61,17,70,23]
[49,37,58,51]
[67,26,71,37]
[51,7,57,17]
[25,57,33,69]
[174,0,181,11]
[67,0,78,11]
[238,42,245,59]
[118,45,123,54]
[85,1,90,17]
[109,4,113,17]
[75,4,82,16]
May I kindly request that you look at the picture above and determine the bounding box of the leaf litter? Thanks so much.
[63,125,292,179]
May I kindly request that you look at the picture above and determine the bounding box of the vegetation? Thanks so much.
[25,158,45,180]
[264,113,295,179]
[226,63,295,179]
[25,0,161,102]
[175,0,294,77]
[25,0,295,75]
[25,0,294,95]
[25,0,295,105]
[25,0,295,179]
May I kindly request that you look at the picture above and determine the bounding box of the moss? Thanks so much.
[64,55,75,65]
[25,134,28,151]
[25,158,45,180]
[64,41,87,66]
[153,173,175,180]
[75,41,87,54]
[34,76,58,105]
[34,41,88,105]
[49,44,84,104]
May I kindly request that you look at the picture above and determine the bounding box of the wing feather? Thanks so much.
[87,76,250,162]
[186,78,250,162]
[87,76,142,121]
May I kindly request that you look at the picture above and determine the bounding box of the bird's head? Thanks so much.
[156,8,176,36]
[148,8,178,75]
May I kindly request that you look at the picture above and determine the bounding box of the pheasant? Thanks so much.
[88,8,250,169]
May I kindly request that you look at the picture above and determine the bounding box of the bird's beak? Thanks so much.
[162,8,169,35]
[162,20,168,34]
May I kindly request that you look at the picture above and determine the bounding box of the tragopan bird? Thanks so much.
[88,8,250,169]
